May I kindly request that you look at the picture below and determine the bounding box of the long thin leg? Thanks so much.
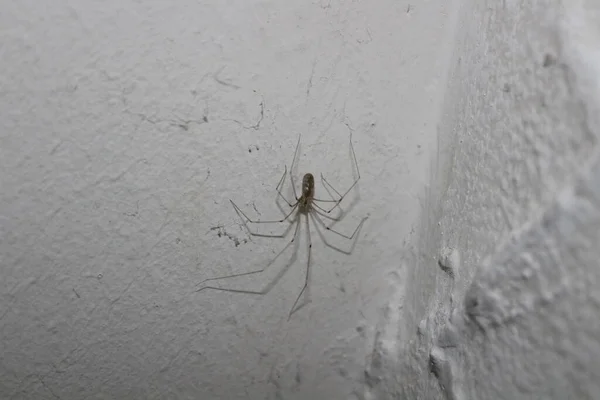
[311,208,367,241]
[312,174,342,204]
[311,206,343,222]
[311,201,347,228]
[232,199,298,239]
[231,199,297,224]
[312,182,345,226]
[311,201,334,214]
[289,213,311,320]
[276,165,296,207]
[196,214,302,293]
[313,135,360,213]
[322,175,343,198]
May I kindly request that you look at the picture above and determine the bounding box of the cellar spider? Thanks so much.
[196,134,367,319]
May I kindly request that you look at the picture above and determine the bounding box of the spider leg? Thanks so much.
[312,205,343,221]
[276,165,296,207]
[319,174,343,200]
[231,199,298,224]
[311,201,333,214]
[312,174,342,204]
[310,180,340,214]
[196,215,302,294]
[231,199,298,239]
[312,174,342,203]
[313,134,360,213]
[311,208,368,241]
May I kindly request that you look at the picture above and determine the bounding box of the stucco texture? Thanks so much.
[365,0,600,399]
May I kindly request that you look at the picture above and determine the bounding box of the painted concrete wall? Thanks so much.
[6,0,597,399]
[366,0,600,399]
[0,1,457,399]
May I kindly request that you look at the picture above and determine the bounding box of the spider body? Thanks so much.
[298,173,315,213]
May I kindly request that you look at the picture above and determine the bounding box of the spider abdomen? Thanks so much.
[299,173,315,212]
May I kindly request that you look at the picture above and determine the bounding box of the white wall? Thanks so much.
[365,0,600,399]
[0,1,457,399]
[9,1,596,399]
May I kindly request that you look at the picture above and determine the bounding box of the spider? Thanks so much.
[197,134,367,319]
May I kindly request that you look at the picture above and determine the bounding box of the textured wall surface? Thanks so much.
[365,0,600,399]
[0,1,457,399]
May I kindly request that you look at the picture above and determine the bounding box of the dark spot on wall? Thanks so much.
[543,53,556,67]
[210,225,247,247]
[356,325,365,335]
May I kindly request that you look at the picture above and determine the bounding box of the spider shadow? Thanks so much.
[196,216,302,309]
[309,211,366,256]
[286,211,367,318]
[322,179,360,221]
[234,198,297,240]
[288,276,311,318]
